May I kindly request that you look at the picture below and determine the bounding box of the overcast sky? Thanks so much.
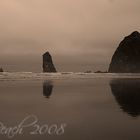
[0,0,140,71]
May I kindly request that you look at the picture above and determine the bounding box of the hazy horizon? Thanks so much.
[0,0,140,72]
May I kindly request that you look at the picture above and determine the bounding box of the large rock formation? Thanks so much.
[109,31,140,73]
[43,52,57,72]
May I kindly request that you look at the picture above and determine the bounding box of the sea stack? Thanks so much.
[43,52,57,72]
[0,68,3,72]
[109,31,140,73]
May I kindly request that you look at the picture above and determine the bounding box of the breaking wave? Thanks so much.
[0,72,140,81]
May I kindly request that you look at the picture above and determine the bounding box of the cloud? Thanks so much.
[0,0,140,57]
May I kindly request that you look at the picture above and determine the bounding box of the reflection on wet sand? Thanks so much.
[110,79,140,117]
[43,81,53,98]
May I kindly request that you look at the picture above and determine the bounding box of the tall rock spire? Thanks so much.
[42,52,57,72]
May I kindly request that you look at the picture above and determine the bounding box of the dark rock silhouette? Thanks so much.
[94,70,107,73]
[43,81,53,98]
[0,68,3,72]
[109,31,140,73]
[84,70,92,73]
[43,52,57,72]
[110,79,140,117]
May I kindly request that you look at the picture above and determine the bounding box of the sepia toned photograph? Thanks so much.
[0,0,140,140]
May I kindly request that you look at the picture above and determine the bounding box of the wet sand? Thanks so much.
[0,78,140,140]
